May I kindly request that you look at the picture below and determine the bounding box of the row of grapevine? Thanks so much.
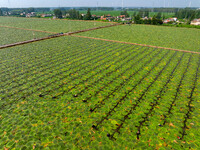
[0,36,199,149]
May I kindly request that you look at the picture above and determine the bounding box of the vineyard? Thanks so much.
[0,35,199,149]
[0,17,113,33]
[78,24,200,52]
[0,27,49,46]
[0,17,200,149]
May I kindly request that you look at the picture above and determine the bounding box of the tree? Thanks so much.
[156,12,162,19]
[120,10,129,17]
[66,9,79,19]
[144,11,149,18]
[151,15,163,25]
[143,18,151,24]
[151,16,157,25]
[54,9,62,19]
[133,12,137,17]
[138,11,144,18]
[84,8,91,20]
[26,7,35,13]
[0,9,3,16]
[162,15,166,20]
[187,12,196,25]
[79,14,83,20]
[134,14,142,24]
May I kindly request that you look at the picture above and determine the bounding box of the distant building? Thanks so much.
[106,14,112,18]
[117,15,126,19]
[173,17,178,21]
[20,12,26,16]
[100,16,107,20]
[100,14,113,21]
[191,19,200,25]
[26,12,36,17]
[41,14,52,18]
[163,18,177,24]
[141,17,149,20]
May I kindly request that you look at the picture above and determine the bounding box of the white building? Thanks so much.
[191,19,200,25]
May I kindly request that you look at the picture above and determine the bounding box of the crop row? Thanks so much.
[1,42,133,108]
[0,27,49,46]
[0,36,199,149]
[77,24,200,52]
[1,40,119,90]
[0,17,112,33]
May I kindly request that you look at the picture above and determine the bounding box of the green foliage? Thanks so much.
[0,17,199,150]
[144,11,149,18]
[79,10,174,18]
[66,9,80,19]
[0,36,199,149]
[54,9,62,19]
[84,8,92,20]
[0,17,112,33]
[163,23,200,29]
[151,15,163,25]
[134,14,143,24]
[0,8,3,16]
[175,8,200,19]
[78,24,200,52]
[120,10,129,17]
[155,12,162,19]
[26,7,35,13]
[134,12,163,25]
[0,27,48,46]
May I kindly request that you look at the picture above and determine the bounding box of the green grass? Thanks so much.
[78,24,200,52]
[0,17,113,33]
[0,36,199,149]
[0,27,49,46]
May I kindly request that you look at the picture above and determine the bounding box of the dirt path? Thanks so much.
[66,23,122,35]
[1,22,199,55]
[71,35,200,55]
[0,23,122,49]
[0,34,66,49]
[0,25,57,34]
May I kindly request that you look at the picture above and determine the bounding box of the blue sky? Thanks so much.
[0,0,199,8]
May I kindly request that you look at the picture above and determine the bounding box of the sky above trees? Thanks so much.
[0,0,199,8]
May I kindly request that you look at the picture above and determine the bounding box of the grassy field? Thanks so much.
[0,35,199,149]
[0,17,113,33]
[78,24,200,52]
[79,10,175,18]
[0,27,49,46]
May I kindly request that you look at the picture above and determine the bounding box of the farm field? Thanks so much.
[0,36,199,149]
[78,24,200,52]
[0,17,113,33]
[0,27,49,46]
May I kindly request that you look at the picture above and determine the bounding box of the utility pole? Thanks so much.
[122,0,124,11]
[96,2,98,11]
[164,0,166,8]
[189,1,192,7]
[59,0,61,8]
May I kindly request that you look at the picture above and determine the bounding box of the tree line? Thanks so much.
[0,7,50,16]
[133,11,163,25]
[54,8,92,20]
[175,8,200,20]
[0,8,3,16]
